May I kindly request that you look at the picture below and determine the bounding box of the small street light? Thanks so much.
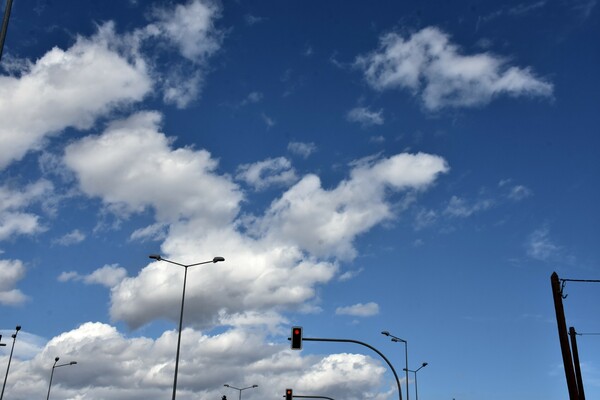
[46,357,77,400]
[149,254,225,400]
[224,383,258,400]
[0,325,21,400]
[404,362,428,400]
[382,331,409,400]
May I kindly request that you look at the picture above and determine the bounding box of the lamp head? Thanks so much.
[224,384,230,388]
[252,385,258,388]
[55,357,60,362]
[149,254,162,261]
[213,256,225,263]
[70,361,77,365]
[15,325,21,331]
[423,362,428,367]
[381,331,390,336]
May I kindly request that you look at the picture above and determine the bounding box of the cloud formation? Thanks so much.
[355,27,553,110]
[335,302,380,317]
[0,259,28,305]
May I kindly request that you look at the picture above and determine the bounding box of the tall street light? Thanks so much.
[149,254,225,400]
[404,362,428,400]
[224,383,258,400]
[382,331,409,400]
[0,325,20,400]
[46,357,77,400]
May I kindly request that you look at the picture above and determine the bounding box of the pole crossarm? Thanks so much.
[295,337,403,400]
[292,396,335,400]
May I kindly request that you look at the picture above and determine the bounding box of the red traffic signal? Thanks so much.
[291,326,302,350]
[285,388,293,400]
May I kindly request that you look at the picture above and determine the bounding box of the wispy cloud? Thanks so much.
[346,106,385,127]
[288,141,317,158]
[336,302,380,317]
[526,226,561,261]
[53,229,86,246]
[444,195,493,218]
[236,157,298,191]
[58,264,127,288]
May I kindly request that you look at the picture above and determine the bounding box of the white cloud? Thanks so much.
[508,184,533,201]
[0,23,151,170]
[236,157,298,191]
[0,180,53,240]
[53,229,86,246]
[444,195,493,217]
[262,113,276,128]
[336,302,380,317]
[0,259,28,305]
[253,152,449,260]
[0,323,388,400]
[58,264,128,288]
[338,268,364,281]
[63,111,242,226]
[413,208,437,230]
[346,107,385,127]
[241,91,264,105]
[527,226,561,261]
[130,223,168,242]
[150,0,222,63]
[288,141,317,158]
[355,27,553,110]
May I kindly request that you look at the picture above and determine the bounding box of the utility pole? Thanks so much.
[550,272,579,399]
[569,327,585,400]
[0,0,14,62]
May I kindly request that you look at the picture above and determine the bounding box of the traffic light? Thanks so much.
[285,388,293,400]
[291,326,302,350]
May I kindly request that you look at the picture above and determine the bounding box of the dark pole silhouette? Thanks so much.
[0,325,20,400]
[569,327,585,400]
[404,362,427,400]
[550,272,579,399]
[289,336,403,400]
[0,0,14,62]
[223,384,258,400]
[288,396,335,400]
[149,254,225,400]
[46,357,77,400]
[382,331,409,400]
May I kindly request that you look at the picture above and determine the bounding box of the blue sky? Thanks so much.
[0,0,599,399]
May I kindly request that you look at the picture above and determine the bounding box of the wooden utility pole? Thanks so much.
[569,327,585,400]
[551,272,579,399]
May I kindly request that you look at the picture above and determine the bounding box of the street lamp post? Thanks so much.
[224,384,258,400]
[0,325,20,400]
[46,357,77,400]
[404,362,428,400]
[149,254,225,400]
[382,331,409,400]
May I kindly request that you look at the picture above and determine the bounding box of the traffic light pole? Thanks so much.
[293,337,403,400]
[289,396,335,400]
[569,327,585,400]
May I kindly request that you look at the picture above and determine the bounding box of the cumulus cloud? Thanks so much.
[130,223,168,242]
[335,302,380,317]
[0,23,151,170]
[63,111,242,226]
[58,264,128,288]
[253,153,449,260]
[0,259,28,305]
[0,323,388,400]
[0,180,53,240]
[288,141,317,158]
[346,107,385,127]
[236,157,298,191]
[355,27,553,110]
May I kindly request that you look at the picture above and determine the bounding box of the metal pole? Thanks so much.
[404,341,409,400]
[569,327,586,400]
[172,265,188,400]
[0,326,19,400]
[551,272,579,399]
[300,337,403,400]
[46,358,59,400]
[414,371,419,400]
[0,0,14,62]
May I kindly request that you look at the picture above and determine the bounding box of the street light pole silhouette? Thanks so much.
[382,331,409,400]
[0,325,20,400]
[46,357,77,400]
[404,362,428,400]
[223,384,258,400]
[149,254,225,400]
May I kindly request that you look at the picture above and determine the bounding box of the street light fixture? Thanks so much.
[46,357,77,400]
[149,254,225,400]
[224,384,258,400]
[0,325,21,400]
[382,331,409,400]
[404,362,428,400]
